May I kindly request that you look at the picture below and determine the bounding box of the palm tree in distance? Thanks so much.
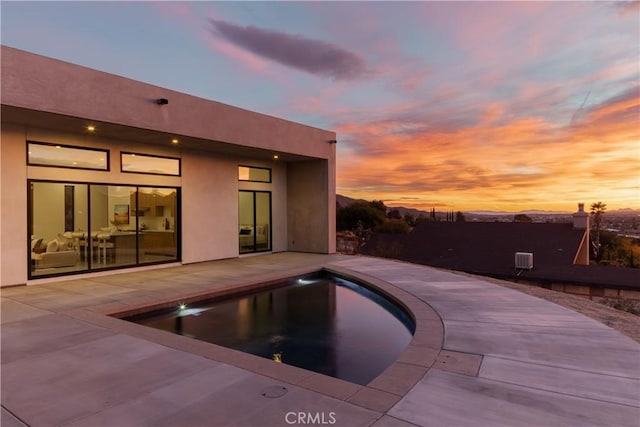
[590,201,607,260]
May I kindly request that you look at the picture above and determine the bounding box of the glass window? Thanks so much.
[28,141,108,170]
[121,153,180,176]
[28,180,179,279]
[238,166,271,183]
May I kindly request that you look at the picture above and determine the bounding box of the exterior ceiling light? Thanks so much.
[171,138,179,144]
[87,125,95,132]
[273,154,279,160]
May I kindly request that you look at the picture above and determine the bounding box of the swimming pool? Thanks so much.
[125,272,415,385]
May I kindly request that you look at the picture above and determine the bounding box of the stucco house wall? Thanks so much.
[0,46,336,287]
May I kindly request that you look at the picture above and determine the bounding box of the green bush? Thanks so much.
[337,202,386,231]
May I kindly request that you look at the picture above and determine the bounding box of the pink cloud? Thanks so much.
[481,103,504,124]
[335,85,640,211]
[146,1,638,211]
[151,2,195,21]
[613,1,640,16]
[204,37,270,74]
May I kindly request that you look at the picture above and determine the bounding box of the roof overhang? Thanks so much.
[1,46,336,163]
[2,105,317,163]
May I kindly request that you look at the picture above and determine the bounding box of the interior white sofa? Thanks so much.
[31,237,80,269]
[32,250,80,269]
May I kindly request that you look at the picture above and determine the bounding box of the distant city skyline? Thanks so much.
[2,1,638,211]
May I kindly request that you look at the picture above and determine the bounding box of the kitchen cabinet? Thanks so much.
[130,192,151,216]
[165,196,175,217]
[131,192,176,217]
[143,231,176,256]
[130,192,137,215]
[160,193,176,217]
[111,232,138,264]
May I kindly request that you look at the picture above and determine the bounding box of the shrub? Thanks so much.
[375,219,410,234]
[599,297,640,316]
[367,240,402,259]
[336,202,386,231]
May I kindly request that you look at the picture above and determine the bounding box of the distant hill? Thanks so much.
[468,208,640,216]
[467,209,571,216]
[608,208,640,216]
[336,194,367,207]
[337,194,430,218]
[386,206,431,218]
[337,194,640,217]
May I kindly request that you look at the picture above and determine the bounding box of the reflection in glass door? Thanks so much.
[137,187,178,264]
[28,180,180,279]
[89,185,137,268]
[30,182,89,277]
[239,191,271,254]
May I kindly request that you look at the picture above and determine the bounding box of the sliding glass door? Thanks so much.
[239,190,271,254]
[136,187,178,264]
[29,180,179,279]
[30,182,89,277]
[89,185,138,268]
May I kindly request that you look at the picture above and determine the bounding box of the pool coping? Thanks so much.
[64,263,465,413]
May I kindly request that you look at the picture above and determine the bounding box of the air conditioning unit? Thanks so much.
[515,252,533,270]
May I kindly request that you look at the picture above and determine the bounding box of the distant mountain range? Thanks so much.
[336,194,640,217]
[336,194,429,218]
[466,209,571,216]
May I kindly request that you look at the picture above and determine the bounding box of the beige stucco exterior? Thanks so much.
[0,46,336,287]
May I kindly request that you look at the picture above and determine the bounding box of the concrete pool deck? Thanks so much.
[1,253,639,426]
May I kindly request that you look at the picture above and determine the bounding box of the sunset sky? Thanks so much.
[2,1,639,212]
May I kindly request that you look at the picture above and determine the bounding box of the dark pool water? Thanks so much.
[127,274,415,385]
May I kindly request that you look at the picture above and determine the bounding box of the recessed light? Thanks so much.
[273,154,279,160]
[87,125,95,132]
[171,138,179,144]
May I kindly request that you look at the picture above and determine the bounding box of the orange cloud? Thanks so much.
[336,87,640,212]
